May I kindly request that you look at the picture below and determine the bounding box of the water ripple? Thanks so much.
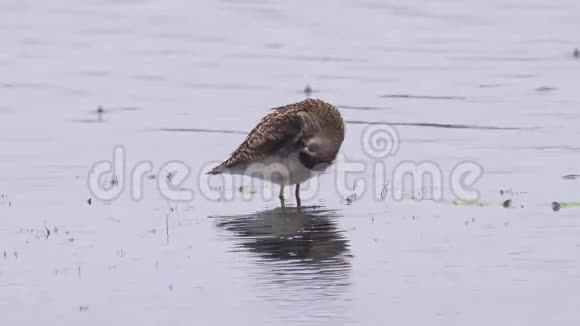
[346,119,524,130]
[380,94,466,100]
[156,128,247,135]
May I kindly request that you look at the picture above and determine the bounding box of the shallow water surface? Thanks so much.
[1,0,580,325]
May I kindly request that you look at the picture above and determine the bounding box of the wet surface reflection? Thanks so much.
[211,206,351,289]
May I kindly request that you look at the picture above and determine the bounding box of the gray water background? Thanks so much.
[1,0,580,325]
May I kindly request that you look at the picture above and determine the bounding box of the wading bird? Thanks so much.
[208,98,345,206]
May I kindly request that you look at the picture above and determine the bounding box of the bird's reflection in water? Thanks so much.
[211,206,352,291]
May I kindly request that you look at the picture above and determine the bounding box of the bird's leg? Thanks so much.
[295,184,301,207]
[279,185,285,207]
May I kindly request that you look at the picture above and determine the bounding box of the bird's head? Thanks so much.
[299,136,339,170]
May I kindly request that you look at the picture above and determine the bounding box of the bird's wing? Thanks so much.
[212,107,317,172]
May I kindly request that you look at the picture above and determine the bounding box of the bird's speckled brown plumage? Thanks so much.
[209,98,344,174]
